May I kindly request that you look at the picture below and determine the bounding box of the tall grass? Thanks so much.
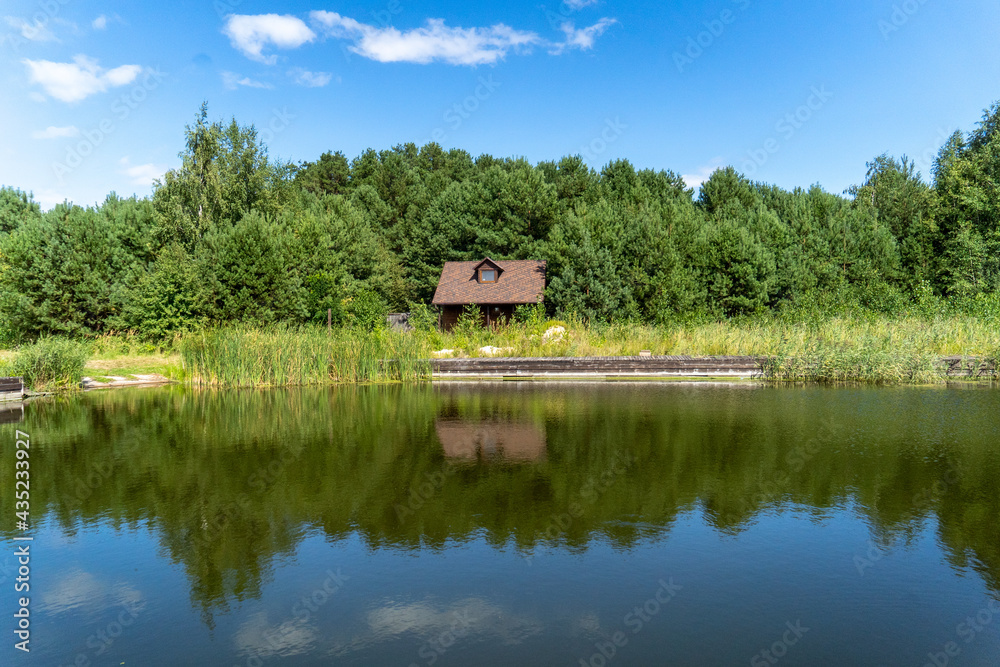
[422,313,999,356]
[15,312,998,389]
[178,324,431,386]
[417,312,1000,384]
[1,336,90,390]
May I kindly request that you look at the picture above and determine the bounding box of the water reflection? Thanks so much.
[436,419,546,462]
[0,401,22,424]
[2,383,999,621]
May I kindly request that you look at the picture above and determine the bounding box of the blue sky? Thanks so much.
[1,0,998,209]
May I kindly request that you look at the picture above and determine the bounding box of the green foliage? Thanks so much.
[0,201,151,337]
[3,336,90,390]
[345,289,388,331]
[110,244,214,339]
[304,271,345,325]
[0,186,41,235]
[513,303,546,327]
[207,211,306,324]
[407,302,439,333]
[3,100,1000,342]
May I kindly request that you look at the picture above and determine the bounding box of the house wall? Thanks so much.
[439,304,519,331]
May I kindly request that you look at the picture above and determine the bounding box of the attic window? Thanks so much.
[479,269,497,283]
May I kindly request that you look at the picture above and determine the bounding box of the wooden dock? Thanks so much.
[0,377,24,402]
[431,356,766,380]
[429,356,997,382]
[940,356,998,379]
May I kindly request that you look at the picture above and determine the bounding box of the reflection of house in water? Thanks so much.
[435,420,546,462]
[0,402,23,424]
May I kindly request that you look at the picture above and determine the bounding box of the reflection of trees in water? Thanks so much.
[2,383,999,618]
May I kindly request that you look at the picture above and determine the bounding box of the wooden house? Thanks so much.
[431,258,546,330]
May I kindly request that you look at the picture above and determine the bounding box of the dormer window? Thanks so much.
[479,269,497,283]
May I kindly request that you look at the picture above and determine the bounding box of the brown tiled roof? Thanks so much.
[432,259,546,305]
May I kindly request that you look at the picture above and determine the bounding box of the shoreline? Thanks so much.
[4,353,993,398]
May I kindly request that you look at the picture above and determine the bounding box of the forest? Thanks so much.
[1,99,999,345]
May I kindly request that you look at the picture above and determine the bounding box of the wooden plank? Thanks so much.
[431,356,1000,379]
[0,377,23,391]
[0,377,23,401]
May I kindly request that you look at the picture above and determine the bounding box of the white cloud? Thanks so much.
[23,55,142,103]
[34,189,69,209]
[309,11,367,40]
[40,571,103,614]
[234,611,316,658]
[31,125,79,139]
[221,71,273,90]
[682,159,726,190]
[120,157,166,187]
[4,16,58,42]
[92,15,108,30]
[564,0,600,8]
[288,67,333,87]
[305,11,615,65]
[311,12,540,66]
[554,18,617,52]
[223,14,316,64]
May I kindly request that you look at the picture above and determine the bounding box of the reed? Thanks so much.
[421,312,999,384]
[178,324,431,387]
[21,311,999,389]
[2,336,90,390]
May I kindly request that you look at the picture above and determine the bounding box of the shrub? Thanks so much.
[4,337,90,390]
[513,303,546,328]
[346,289,389,331]
[407,302,439,333]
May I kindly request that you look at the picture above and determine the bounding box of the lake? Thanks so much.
[2,383,999,666]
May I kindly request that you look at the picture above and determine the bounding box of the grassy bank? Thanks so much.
[3,314,997,390]
[424,314,999,359]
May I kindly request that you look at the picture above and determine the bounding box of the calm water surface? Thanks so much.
[1,383,999,666]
